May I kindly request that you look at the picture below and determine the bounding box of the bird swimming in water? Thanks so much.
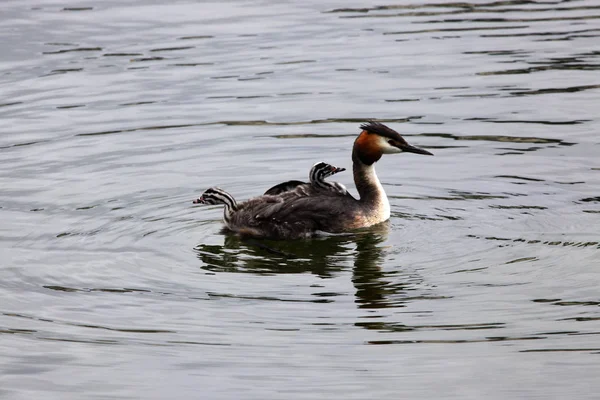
[193,122,433,239]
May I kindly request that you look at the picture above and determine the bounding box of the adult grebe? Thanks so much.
[193,122,432,239]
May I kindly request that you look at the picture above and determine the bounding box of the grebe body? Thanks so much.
[193,122,432,239]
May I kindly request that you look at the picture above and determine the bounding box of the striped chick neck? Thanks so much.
[199,187,238,223]
[309,162,345,190]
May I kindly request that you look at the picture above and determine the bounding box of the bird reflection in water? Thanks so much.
[194,221,422,309]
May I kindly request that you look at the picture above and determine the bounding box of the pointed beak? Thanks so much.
[192,196,203,204]
[400,143,433,156]
[334,166,346,173]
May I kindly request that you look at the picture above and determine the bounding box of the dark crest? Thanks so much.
[359,121,403,141]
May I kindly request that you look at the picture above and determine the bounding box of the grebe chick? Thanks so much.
[193,122,432,240]
[264,161,346,195]
[193,187,238,225]
[309,162,347,194]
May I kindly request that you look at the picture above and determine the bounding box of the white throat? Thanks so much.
[363,164,390,221]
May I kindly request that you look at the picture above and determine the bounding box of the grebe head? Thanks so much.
[193,187,239,226]
[193,187,236,208]
[310,162,346,183]
[353,121,433,165]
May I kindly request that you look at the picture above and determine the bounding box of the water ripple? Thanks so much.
[2,0,599,397]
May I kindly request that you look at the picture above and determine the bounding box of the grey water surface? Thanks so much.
[1,0,600,399]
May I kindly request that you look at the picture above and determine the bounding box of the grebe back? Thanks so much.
[194,162,345,227]
[264,161,346,195]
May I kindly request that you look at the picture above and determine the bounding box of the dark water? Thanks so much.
[1,1,600,398]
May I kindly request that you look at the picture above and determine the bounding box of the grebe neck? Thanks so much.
[352,151,390,220]
[220,193,238,224]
